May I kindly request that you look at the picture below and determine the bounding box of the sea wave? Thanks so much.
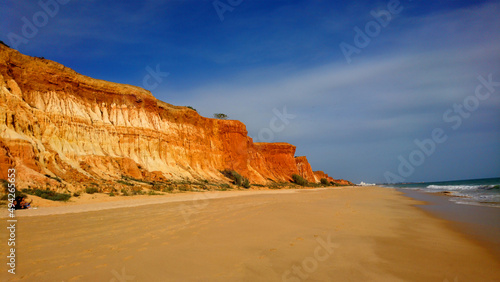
[426,184,498,191]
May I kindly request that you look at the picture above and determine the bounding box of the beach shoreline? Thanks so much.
[398,188,500,260]
[2,186,499,281]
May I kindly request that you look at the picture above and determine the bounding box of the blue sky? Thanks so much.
[1,0,499,184]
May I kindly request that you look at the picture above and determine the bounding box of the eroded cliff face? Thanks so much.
[0,45,339,191]
[294,156,316,182]
[254,143,299,182]
[313,171,354,186]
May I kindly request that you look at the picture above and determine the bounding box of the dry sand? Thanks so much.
[1,186,499,281]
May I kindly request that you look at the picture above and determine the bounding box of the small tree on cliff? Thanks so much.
[213,113,228,119]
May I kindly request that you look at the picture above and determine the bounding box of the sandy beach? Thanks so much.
[1,186,500,281]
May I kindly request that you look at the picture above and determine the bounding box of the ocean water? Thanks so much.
[383,177,500,208]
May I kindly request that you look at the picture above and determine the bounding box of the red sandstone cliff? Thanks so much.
[314,171,333,183]
[294,156,316,182]
[313,171,354,186]
[0,44,349,191]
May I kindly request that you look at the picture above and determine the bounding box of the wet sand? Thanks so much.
[400,189,500,260]
[1,186,499,281]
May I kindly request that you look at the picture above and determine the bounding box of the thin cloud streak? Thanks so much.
[168,3,500,183]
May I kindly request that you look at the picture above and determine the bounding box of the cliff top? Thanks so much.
[0,43,158,102]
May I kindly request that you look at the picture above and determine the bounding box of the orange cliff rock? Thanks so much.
[294,156,316,182]
[253,143,300,182]
[313,171,354,186]
[314,171,333,183]
[0,44,350,191]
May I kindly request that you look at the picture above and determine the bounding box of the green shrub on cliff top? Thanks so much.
[186,106,197,112]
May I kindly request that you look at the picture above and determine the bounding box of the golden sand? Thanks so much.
[1,187,499,281]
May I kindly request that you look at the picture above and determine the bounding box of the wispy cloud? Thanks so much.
[166,1,500,182]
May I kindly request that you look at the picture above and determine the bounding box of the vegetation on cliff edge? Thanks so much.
[213,113,228,119]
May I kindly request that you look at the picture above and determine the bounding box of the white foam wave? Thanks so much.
[426,185,483,190]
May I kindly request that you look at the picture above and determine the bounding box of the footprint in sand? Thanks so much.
[269,248,277,252]
[95,264,108,268]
